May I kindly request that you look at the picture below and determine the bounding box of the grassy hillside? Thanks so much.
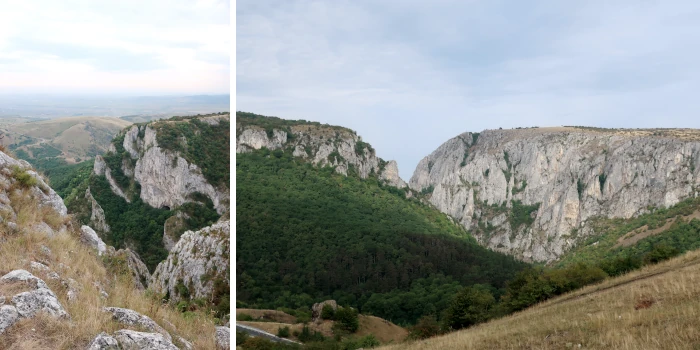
[1,116,132,168]
[556,197,700,273]
[236,142,527,325]
[378,248,700,350]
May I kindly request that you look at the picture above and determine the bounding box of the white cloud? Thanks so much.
[0,0,230,94]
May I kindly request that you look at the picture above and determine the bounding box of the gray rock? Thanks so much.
[80,225,107,256]
[94,155,107,176]
[312,300,338,321]
[113,329,178,350]
[0,269,49,290]
[0,305,19,334]
[103,307,171,341]
[86,332,120,350]
[410,128,700,262]
[12,288,69,319]
[29,261,51,272]
[85,188,110,233]
[215,326,230,350]
[150,221,229,303]
[40,245,52,256]
[31,222,55,237]
[133,125,227,214]
[235,122,407,189]
[176,336,194,350]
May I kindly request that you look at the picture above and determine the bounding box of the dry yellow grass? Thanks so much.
[0,189,218,349]
[379,249,700,350]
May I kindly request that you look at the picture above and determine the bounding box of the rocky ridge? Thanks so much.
[150,220,230,304]
[236,114,407,188]
[410,127,700,262]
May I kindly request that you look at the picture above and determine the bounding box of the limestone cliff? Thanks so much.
[150,220,229,304]
[410,127,700,262]
[236,113,407,188]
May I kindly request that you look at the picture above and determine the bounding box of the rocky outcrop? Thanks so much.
[163,212,187,252]
[128,125,226,214]
[311,300,338,321]
[94,155,130,203]
[410,127,700,262]
[80,225,107,256]
[105,248,150,290]
[215,326,230,350]
[87,332,120,350]
[85,188,110,234]
[0,270,70,329]
[103,307,172,341]
[150,221,229,303]
[113,329,178,350]
[235,120,408,188]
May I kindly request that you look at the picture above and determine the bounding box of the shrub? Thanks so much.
[333,307,359,333]
[11,165,38,188]
[297,325,325,343]
[237,313,254,321]
[358,334,381,348]
[443,284,495,331]
[321,304,335,320]
[408,314,441,340]
[277,326,290,338]
[236,331,249,345]
[643,243,680,264]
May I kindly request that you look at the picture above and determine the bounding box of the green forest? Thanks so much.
[236,147,528,325]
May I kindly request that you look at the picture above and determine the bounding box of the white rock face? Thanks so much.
[0,305,19,335]
[80,225,107,256]
[103,307,171,341]
[410,128,700,262]
[86,188,110,233]
[113,329,179,350]
[235,122,408,188]
[129,126,226,213]
[87,332,120,350]
[215,326,230,350]
[150,221,229,303]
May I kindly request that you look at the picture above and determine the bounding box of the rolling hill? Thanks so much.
[1,116,133,165]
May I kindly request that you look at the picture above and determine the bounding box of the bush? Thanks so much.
[333,307,359,333]
[297,325,325,343]
[598,255,643,276]
[358,334,380,348]
[237,313,254,321]
[277,326,290,338]
[236,331,249,345]
[321,304,336,320]
[443,284,495,330]
[408,314,441,340]
[643,243,680,264]
[11,165,38,188]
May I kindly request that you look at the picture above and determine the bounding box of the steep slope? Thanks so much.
[410,127,700,262]
[379,248,700,350]
[236,112,527,325]
[62,113,230,320]
[0,148,221,349]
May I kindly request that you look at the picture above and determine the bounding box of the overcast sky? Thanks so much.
[0,0,230,95]
[237,0,700,180]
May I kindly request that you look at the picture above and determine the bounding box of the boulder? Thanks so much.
[86,332,120,350]
[0,269,49,290]
[80,225,107,256]
[215,326,230,350]
[12,288,69,319]
[312,300,338,320]
[113,329,179,350]
[0,305,19,335]
[103,307,171,341]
